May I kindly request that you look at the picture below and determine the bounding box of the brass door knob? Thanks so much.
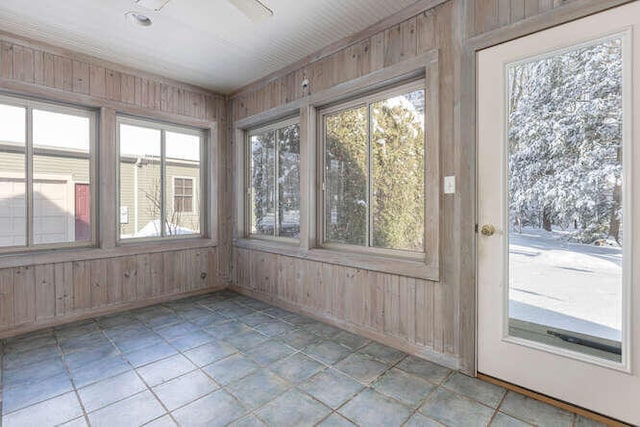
[480,224,496,236]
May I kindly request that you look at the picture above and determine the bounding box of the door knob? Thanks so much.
[480,224,495,236]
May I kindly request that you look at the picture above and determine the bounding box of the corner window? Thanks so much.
[247,118,300,240]
[321,81,426,254]
[0,96,95,252]
[118,117,204,241]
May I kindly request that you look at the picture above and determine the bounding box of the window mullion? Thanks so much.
[26,107,34,247]
[161,129,166,238]
[367,103,373,248]
[273,129,280,238]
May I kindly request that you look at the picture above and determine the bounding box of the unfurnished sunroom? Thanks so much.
[0,0,638,426]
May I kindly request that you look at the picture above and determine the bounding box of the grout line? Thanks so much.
[486,389,509,426]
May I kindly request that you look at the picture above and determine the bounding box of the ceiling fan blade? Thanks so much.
[228,0,273,22]
[135,0,172,11]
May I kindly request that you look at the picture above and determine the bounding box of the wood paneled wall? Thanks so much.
[231,0,462,368]
[0,33,230,338]
[0,248,221,338]
[229,0,631,373]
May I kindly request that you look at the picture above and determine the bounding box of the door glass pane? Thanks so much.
[250,130,276,236]
[371,89,425,251]
[325,106,368,246]
[278,124,300,239]
[507,38,623,362]
[0,104,26,247]
[119,124,161,239]
[165,131,201,236]
[32,109,91,244]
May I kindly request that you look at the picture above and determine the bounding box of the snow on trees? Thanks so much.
[508,38,623,244]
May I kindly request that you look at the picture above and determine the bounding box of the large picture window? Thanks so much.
[322,81,426,253]
[247,118,300,240]
[0,96,95,251]
[118,117,204,241]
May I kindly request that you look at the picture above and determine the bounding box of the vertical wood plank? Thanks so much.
[11,44,24,81]
[121,73,136,104]
[13,266,35,325]
[106,70,122,102]
[22,47,35,83]
[72,261,90,313]
[43,52,55,87]
[90,258,108,308]
[54,262,73,316]
[1,42,13,79]
[35,264,55,321]
[0,269,14,328]
[89,64,106,98]
[72,60,90,94]
[33,50,44,85]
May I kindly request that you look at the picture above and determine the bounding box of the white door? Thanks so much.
[477,3,640,424]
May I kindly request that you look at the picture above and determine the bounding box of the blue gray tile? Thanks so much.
[397,356,452,384]
[298,368,363,409]
[443,372,506,408]
[499,392,574,427]
[317,413,356,427]
[277,330,323,350]
[405,413,445,427]
[305,340,353,365]
[372,367,435,408]
[183,340,237,366]
[172,390,247,427]
[153,370,219,410]
[136,354,196,387]
[334,352,388,384]
[77,370,147,412]
[243,339,296,366]
[2,371,73,413]
[123,341,178,368]
[203,353,260,385]
[269,353,325,384]
[339,388,413,426]
[88,390,165,427]
[420,388,494,427]
[70,355,131,388]
[2,391,83,427]
[358,341,406,365]
[491,412,535,427]
[170,330,215,351]
[255,389,331,427]
[227,371,290,410]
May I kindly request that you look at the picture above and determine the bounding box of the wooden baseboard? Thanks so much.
[477,374,631,427]
[0,284,226,340]
[228,285,460,370]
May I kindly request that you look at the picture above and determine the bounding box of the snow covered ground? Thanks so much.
[509,228,622,341]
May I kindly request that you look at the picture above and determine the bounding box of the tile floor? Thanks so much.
[0,290,604,427]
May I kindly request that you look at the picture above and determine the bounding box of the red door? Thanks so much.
[75,183,90,241]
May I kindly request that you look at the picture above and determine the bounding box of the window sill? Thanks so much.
[0,238,217,269]
[234,238,439,281]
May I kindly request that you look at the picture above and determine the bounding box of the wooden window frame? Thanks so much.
[234,50,440,280]
[116,115,207,244]
[318,79,427,259]
[245,116,301,243]
[0,93,98,255]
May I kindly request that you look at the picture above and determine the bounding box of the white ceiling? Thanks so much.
[0,0,418,93]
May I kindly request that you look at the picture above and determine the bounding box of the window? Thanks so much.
[247,118,300,240]
[173,177,194,213]
[321,81,426,254]
[118,117,204,240]
[0,95,95,251]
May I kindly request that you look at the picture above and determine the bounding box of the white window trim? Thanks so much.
[116,115,207,244]
[0,93,97,255]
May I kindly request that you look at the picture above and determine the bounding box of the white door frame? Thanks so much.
[475,3,640,424]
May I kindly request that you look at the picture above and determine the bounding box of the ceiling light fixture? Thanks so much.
[125,11,153,28]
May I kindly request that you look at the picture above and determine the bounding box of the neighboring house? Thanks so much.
[0,142,200,246]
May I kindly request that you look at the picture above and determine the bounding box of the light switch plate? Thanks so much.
[444,176,456,194]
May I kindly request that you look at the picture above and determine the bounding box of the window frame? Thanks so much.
[116,115,207,244]
[0,93,98,254]
[245,116,301,243]
[317,79,428,261]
